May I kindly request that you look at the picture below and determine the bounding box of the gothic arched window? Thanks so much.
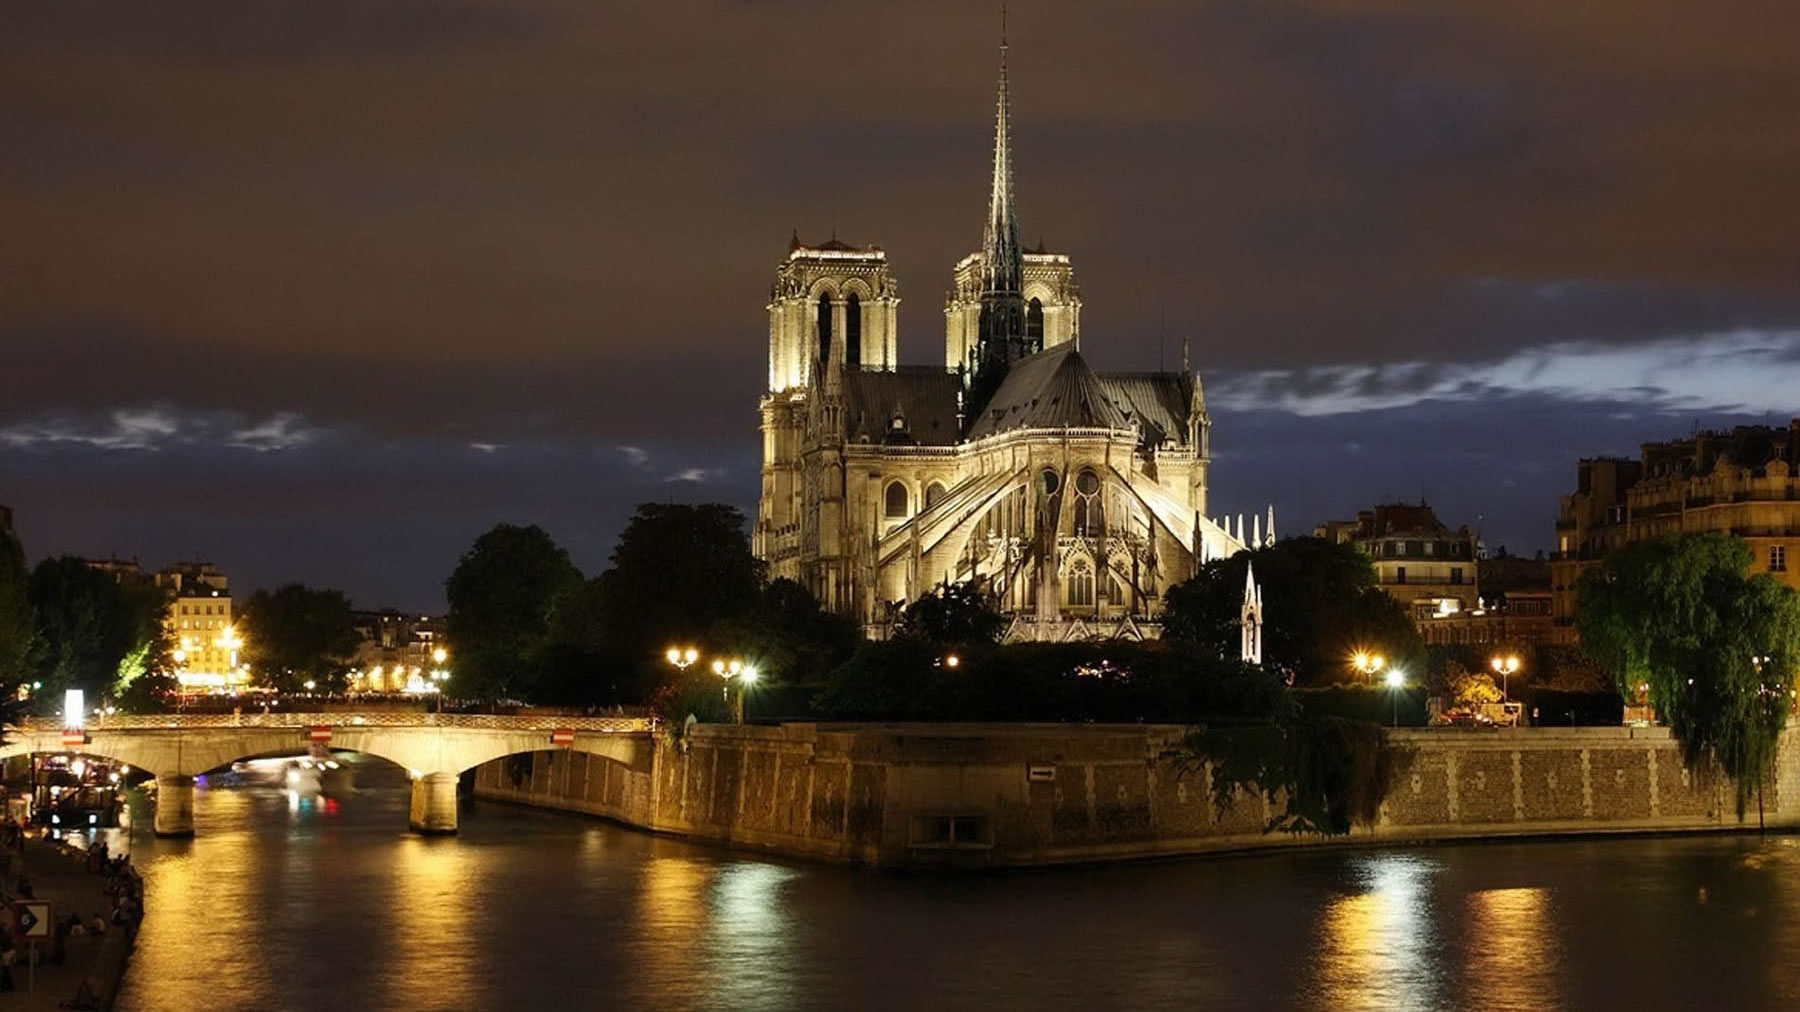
[817,294,833,363]
[1027,297,1044,344]
[1072,468,1100,535]
[845,293,862,369]
[1067,559,1095,607]
[884,481,909,519]
[925,482,947,509]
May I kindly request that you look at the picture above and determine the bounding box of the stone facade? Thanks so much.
[755,40,1253,640]
[473,722,1800,870]
[153,562,241,689]
[1317,503,1480,619]
[1552,421,1800,643]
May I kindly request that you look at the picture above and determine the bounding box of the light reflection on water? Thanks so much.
[108,758,1800,1012]
[1465,887,1558,1012]
[1309,853,1444,1012]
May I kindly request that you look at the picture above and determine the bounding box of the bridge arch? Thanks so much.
[1,715,655,838]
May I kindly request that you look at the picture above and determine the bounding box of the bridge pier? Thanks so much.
[154,775,195,837]
[408,772,459,835]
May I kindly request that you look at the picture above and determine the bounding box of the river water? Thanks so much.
[102,755,1800,1011]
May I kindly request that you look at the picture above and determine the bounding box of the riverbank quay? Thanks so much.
[0,830,140,1010]
[472,722,1800,869]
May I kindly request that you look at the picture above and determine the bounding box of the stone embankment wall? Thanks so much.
[472,723,1800,869]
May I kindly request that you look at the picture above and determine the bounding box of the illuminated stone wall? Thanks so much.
[473,723,1800,869]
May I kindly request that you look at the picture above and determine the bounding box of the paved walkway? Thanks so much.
[0,834,138,1011]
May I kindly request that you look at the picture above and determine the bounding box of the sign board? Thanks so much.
[60,731,87,749]
[550,728,575,748]
[1027,763,1056,783]
[13,901,50,940]
[308,726,333,744]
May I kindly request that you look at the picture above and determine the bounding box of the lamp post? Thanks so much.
[665,647,699,671]
[430,646,450,714]
[710,658,758,724]
[1353,651,1386,684]
[1490,654,1521,702]
[1385,668,1406,727]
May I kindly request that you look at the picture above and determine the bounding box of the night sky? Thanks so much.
[6,1,1800,612]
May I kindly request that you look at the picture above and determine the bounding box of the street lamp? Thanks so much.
[1384,668,1406,727]
[665,646,699,670]
[711,658,757,723]
[1352,651,1386,684]
[1490,654,1521,702]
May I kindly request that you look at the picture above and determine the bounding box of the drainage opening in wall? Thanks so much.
[910,814,992,850]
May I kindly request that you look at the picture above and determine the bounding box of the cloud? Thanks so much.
[0,408,327,453]
[1211,329,1800,418]
[664,467,723,484]
[617,445,651,469]
[226,412,322,452]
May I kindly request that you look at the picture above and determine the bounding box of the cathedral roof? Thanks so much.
[1096,373,1196,447]
[966,345,1133,439]
[842,368,963,446]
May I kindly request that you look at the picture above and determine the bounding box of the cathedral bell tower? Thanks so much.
[757,235,898,591]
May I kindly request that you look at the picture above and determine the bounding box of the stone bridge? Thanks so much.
[3,712,656,837]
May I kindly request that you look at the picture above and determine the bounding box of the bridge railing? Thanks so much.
[10,712,657,734]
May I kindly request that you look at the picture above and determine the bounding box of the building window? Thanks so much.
[1067,560,1095,607]
[1773,545,1788,573]
[884,481,909,519]
[1026,297,1044,344]
[1424,542,1435,556]
[816,293,832,363]
[1450,567,1463,585]
[845,293,862,369]
[925,482,947,509]
[1395,566,1407,585]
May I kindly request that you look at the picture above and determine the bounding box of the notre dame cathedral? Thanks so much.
[755,34,1266,641]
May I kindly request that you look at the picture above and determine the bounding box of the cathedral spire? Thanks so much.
[974,4,1028,382]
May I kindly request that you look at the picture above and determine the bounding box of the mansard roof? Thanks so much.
[842,368,962,446]
[967,345,1131,439]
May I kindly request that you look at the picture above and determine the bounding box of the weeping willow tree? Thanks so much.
[1577,533,1800,820]
[1179,717,1391,837]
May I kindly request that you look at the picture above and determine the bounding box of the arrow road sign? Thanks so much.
[13,901,51,940]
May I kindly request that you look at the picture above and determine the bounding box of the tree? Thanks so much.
[592,503,764,665]
[0,528,34,696]
[716,578,858,685]
[893,581,1005,647]
[1577,533,1800,818]
[27,557,163,707]
[241,584,360,693]
[1163,537,1423,687]
[446,524,583,701]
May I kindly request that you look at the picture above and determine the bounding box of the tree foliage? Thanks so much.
[893,581,1006,647]
[445,524,583,700]
[0,529,34,694]
[241,584,361,693]
[1179,716,1391,836]
[591,503,764,665]
[1163,537,1423,686]
[814,640,1288,723]
[1577,533,1800,816]
[27,557,165,707]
